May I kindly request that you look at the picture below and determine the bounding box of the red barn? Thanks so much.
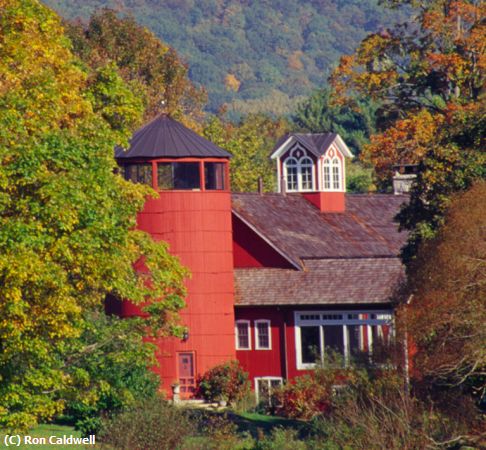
[112,117,407,401]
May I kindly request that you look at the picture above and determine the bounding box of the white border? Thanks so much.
[235,320,251,350]
[254,319,272,350]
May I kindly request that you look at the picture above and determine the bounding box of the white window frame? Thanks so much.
[235,320,251,350]
[283,146,315,192]
[254,319,272,350]
[294,310,393,370]
[255,377,283,405]
[321,152,343,192]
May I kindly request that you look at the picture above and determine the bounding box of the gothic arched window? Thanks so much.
[323,156,341,190]
[283,148,315,192]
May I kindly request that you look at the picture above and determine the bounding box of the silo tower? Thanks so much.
[112,114,235,398]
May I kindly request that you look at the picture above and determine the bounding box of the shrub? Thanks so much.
[99,397,193,450]
[198,361,250,405]
[254,428,306,450]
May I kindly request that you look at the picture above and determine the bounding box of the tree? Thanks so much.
[204,114,291,192]
[0,0,187,430]
[400,181,486,411]
[331,0,485,179]
[330,0,485,252]
[293,88,378,156]
[65,8,206,126]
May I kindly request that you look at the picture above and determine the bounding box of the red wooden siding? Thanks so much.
[110,189,236,397]
[235,307,286,387]
[233,215,293,268]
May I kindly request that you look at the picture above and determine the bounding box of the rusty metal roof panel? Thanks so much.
[231,193,408,261]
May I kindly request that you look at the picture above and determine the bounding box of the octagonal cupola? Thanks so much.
[115,113,232,191]
[270,133,353,212]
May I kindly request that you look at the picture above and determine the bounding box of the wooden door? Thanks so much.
[178,352,195,398]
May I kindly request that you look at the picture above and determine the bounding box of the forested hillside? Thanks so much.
[43,0,405,115]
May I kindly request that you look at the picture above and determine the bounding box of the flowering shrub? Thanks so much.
[273,373,334,420]
[198,361,250,404]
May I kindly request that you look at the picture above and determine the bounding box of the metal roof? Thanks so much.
[115,114,232,159]
[232,193,408,264]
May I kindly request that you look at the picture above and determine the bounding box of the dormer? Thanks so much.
[270,133,353,212]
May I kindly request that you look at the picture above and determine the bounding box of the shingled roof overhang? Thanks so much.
[270,133,353,159]
[234,258,405,306]
[115,114,232,159]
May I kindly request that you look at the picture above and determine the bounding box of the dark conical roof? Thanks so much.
[115,114,232,159]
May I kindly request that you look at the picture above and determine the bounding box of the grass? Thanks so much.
[0,424,91,450]
[228,411,305,437]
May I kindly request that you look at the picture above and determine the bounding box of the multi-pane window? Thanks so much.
[332,158,341,190]
[124,163,153,186]
[235,321,251,350]
[255,378,283,406]
[285,158,298,191]
[255,320,271,350]
[284,152,315,192]
[157,162,200,190]
[322,157,341,190]
[300,157,314,190]
[296,311,393,369]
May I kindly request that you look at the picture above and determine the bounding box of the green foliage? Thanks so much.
[253,428,306,450]
[204,114,290,192]
[100,397,194,450]
[198,361,250,404]
[0,0,187,431]
[346,161,375,193]
[64,8,206,125]
[397,102,486,261]
[44,0,406,114]
[293,88,378,156]
[60,312,160,436]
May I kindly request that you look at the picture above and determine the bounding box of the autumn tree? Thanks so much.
[65,8,206,126]
[330,0,485,255]
[400,181,486,417]
[204,114,291,192]
[0,0,187,430]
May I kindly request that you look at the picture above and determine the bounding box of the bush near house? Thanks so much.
[198,361,250,405]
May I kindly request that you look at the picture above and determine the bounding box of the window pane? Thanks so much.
[301,165,313,190]
[237,323,249,349]
[173,163,200,190]
[157,163,173,189]
[157,162,201,190]
[371,324,391,364]
[301,326,321,364]
[257,322,270,349]
[332,165,340,190]
[205,162,226,190]
[323,165,330,189]
[323,325,344,358]
[125,163,152,186]
[348,324,370,364]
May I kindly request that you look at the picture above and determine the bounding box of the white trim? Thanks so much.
[254,377,283,405]
[235,320,251,350]
[294,310,393,370]
[254,319,272,350]
[270,136,295,160]
[282,145,316,192]
[335,134,354,158]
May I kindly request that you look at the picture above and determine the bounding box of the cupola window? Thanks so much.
[204,162,226,190]
[124,163,153,186]
[283,148,315,192]
[157,162,200,190]
[323,157,341,191]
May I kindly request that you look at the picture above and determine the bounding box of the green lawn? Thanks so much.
[228,411,304,437]
[0,424,92,450]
